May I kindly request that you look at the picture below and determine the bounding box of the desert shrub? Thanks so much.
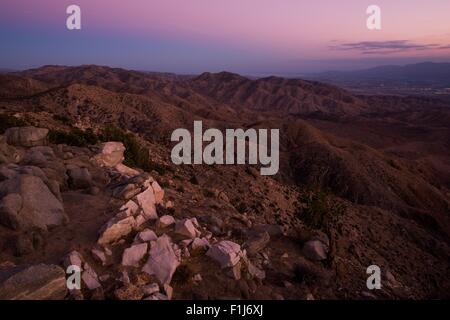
[297,186,345,231]
[0,114,29,134]
[99,125,169,174]
[48,128,98,147]
[52,114,72,125]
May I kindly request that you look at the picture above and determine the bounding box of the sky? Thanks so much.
[1,0,450,74]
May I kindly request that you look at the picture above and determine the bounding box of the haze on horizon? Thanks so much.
[1,0,450,75]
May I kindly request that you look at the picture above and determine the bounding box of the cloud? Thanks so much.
[329,40,445,55]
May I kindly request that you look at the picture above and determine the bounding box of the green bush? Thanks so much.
[52,114,72,125]
[48,128,98,147]
[0,114,29,134]
[297,186,345,231]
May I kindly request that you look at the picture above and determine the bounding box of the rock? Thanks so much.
[141,283,159,296]
[163,283,173,300]
[207,241,242,268]
[175,218,201,239]
[119,200,139,217]
[134,229,157,243]
[122,243,148,267]
[0,193,22,230]
[82,263,101,290]
[99,274,110,282]
[114,163,140,177]
[182,247,190,258]
[91,248,109,266]
[63,251,83,270]
[112,183,140,200]
[93,142,125,167]
[67,167,92,189]
[191,237,210,252]
[226,262,242,280]
[151,181,164,204]
[243,257,266,280]
[5,127,48,147]
[302,240,328,261]
[98,216,136,246]
[0,165,17,181]
[0,175,67,231]
[134,214,146,228]
[142,235,180,285]
[114,284,144,300]
[46,179,63,202]
[0,264,67,300]
[145,292,168,300]
[158,215,175,228]
[22,149,47,166]
[245,231,270,255]
[165,200,174,209]
[136,186,158,220]
[386,270,401,288]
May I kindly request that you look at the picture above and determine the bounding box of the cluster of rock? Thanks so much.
[0,127,331,300]
[0,127,68,232]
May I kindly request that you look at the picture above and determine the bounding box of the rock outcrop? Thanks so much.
[0,264,67,300]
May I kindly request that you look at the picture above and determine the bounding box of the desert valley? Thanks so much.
[0,65,449,300]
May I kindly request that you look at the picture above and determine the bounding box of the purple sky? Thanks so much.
[1,0,450,74]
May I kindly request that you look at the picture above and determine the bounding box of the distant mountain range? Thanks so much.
[303,62,450,95]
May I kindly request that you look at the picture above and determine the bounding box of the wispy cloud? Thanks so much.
[329,40,447,55]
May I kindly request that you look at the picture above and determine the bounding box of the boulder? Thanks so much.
[206,241,242,268]
[114,163,140,177]
[0,175,67,231]
[136,186,157,220]
[302,240,328,261]
[0,193,22,230]
[134,229,157,243]
[191,237,210,252]
[141,283,159,296]
[91,248,111,266]
[151,181,164,204]
[174,218,201,239]
[93,142,125,167]
[157,215,175,228]
[82,263,101,290]
[5,127,48,147]
[245,231,270,255]
[98,216,136,246]
[119,200,139,217]
[0,264,67,300]
[122,243,148,267]
[142,235,180,285]
[63,250,83,270]
[22,149,47,166]
[145,292,168,300]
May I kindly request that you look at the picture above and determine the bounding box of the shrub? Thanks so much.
[99,125,169,174]
[0,114,29,134]
[297,186,345,231]
[52,114,72,125]
[48,128,98,147]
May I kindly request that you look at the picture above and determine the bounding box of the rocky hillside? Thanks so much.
[0,65,449,300]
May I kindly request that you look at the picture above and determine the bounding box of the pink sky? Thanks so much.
[1,0,450,73]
